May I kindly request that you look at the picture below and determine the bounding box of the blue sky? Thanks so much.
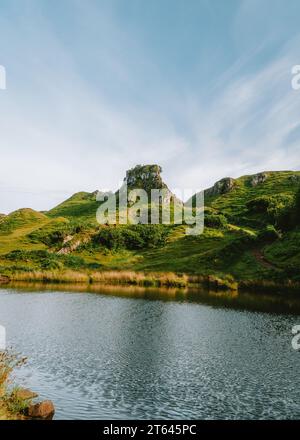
[0,0,300,213]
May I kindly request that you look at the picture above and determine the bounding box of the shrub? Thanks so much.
[281,263,300,280]
[4,387,32,415]
[5,249,87,270]
[274,186,300,230]
[258,225,281,242]
[246,194,294,225]
[28,220,92,247]
[0,350,26,389]
[41,258,63,270]
[62,255,86,269]
[205,214,227,228]
[93,225,169,250]
[295,186,300,218]
[221,233,256,258]
[5,250,28,261]
[290,185,300,228]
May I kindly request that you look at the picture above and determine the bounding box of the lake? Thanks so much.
[0,284,300,420]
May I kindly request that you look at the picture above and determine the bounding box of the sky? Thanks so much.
[0,0,300,213]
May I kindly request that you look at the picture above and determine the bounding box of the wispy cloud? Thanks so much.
[0,0,299,212]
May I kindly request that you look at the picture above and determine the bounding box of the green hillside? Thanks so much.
[0,167,300,287]
[47,191,100,220]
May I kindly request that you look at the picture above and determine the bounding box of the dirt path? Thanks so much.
[252,248,278,270]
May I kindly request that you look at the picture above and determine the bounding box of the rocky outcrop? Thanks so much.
[124,165,166,189]
[205,177,236,197]
[57,235,91,255]
[121,164,182,205]
[249,172,268,186]
[27,400,55,420]
[10,387,55,420]
[125,164,165,191]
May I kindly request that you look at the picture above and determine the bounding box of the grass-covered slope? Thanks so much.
[47,191,100,220]
[202,171,299,224]
[0,169,300,286]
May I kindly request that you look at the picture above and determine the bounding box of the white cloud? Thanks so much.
[0,0,300,211]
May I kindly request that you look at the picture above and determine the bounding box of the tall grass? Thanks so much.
[0,351,26,390]
[8,269,245,290]
[90,270,189,287]
[10,269,189,288]
[10,270,89,283]
[0,350,28,418]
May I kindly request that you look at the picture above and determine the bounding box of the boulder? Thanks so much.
[27,400,55,420]
[14,388,38,401]
[249,172,268,186]
[205,177,236,197]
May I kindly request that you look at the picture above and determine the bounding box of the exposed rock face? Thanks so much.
[122,164,181,205]
[205,177,236,197]
[125,165,166,192]
[57,235,91,255]
[27,400,55,420]
[249,172,268,186]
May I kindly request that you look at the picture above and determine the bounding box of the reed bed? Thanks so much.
[91,270,189,287]
[11,270,298,293]
[10,270,89,284]
[10,269,189,288]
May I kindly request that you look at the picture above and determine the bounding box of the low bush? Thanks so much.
[258,225,281,242]
[5,250,88,271]
[221,234,256,258]
[93,225,169,250]
[246,194,294,225]
[205,213,228,228]
[28,220,93,247]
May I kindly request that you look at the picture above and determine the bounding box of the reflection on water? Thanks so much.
[7,281,300,315]
[0,283,300,420]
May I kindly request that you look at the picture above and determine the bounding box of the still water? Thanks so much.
[0,284,300,420]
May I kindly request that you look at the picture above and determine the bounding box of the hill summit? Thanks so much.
[124,164,167,193]
[122,164,181,205]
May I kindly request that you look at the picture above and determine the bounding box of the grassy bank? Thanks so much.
[4,269,300,294]
[1,268,256,291]
[9,269,190,288]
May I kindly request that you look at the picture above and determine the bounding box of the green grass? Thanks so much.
[0,170,300,286]
[47,191,100,221]
[205,171,300,224]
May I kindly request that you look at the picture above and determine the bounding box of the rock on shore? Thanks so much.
[27,400,55,420]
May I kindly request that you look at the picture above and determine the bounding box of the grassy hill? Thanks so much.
[47,191,100,220]
[0,167,300,288]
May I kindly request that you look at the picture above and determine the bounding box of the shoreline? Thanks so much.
[1,269,300,295]
[0,350,55,420]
